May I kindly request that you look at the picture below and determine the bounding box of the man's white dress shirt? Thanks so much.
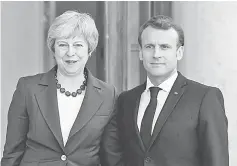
[137,72,178,134]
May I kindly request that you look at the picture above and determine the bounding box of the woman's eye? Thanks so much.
[74,44,83,47]
[59,44,68,47]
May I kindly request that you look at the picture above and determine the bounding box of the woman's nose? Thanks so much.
[67,46,76,57]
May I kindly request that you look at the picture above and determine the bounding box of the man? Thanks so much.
[117,15,228,166]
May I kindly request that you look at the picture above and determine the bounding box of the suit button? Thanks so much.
[145,157,152,163]
[61,155,67,161]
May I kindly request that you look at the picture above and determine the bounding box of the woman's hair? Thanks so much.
[47,10,99,54]
[138,15,184,48]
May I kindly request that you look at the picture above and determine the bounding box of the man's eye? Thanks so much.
[160,45,169,49]
[145,45,154,49]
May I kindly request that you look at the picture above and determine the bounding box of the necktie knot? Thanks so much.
[149,87,161,99]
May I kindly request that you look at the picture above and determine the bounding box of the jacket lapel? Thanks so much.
[34,66,64,150]
[131,83,146,152]
[66,70,103,144]
[148,72,187,149]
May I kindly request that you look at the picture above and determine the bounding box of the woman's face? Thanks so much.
[54,35,90,76]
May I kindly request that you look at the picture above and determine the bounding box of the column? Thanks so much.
[173,2,237,166]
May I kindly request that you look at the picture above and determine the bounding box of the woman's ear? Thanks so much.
[176,46,184,61]
[52,46,55,53]
[88,51,92,57]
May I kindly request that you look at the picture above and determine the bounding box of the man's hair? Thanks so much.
[138,15,184,47]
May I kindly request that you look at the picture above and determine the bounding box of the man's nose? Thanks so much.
[153,47,161,58]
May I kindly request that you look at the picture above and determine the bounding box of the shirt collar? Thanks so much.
[146,71,178,93]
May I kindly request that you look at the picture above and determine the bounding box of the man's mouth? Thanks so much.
[150,63,165,65]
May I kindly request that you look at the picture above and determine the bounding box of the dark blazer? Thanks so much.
[118,72,228,166]
[1,66,123,166]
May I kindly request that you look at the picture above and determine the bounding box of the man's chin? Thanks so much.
[149,71,167,77]
[148,69,176,80]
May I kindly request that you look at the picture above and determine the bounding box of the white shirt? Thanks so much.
[57,89,86,146]
[137,72,178,134]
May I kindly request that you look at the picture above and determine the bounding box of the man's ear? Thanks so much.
[176,46,184,61]
[139,48,143,61]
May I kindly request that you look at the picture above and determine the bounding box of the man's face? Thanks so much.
[140,26,183,81]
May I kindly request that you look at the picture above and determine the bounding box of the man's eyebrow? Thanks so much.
[159,43,172,46]
[144,43,155,46]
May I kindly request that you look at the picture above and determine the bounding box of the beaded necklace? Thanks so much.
[55,69,88,97]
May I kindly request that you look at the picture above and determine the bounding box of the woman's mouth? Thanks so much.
[65,60,78,65]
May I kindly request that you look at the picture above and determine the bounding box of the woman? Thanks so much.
[1,11,123,166]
